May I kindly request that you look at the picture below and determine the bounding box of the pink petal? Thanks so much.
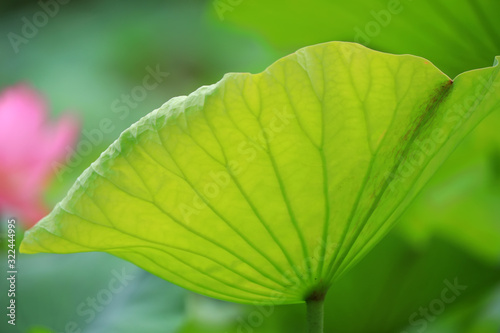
[0,84,81,228]
[24,113,81,192]
[0,84,48,165]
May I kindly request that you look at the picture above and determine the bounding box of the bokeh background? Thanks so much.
[0,0,499,332]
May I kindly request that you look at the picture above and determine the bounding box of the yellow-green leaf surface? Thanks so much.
[21,42,500,304]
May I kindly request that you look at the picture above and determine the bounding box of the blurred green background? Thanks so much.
[0,0,499,332]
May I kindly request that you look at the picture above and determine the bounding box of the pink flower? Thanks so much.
[0,84,80,228]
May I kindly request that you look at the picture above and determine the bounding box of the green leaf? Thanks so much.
[21,42,500,304]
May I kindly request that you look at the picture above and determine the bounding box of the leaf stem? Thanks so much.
[306,297,324,333]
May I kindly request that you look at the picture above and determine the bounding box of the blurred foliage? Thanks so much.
[0,251,186,333]
[210,0,500,77]
[0,0,499,332]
